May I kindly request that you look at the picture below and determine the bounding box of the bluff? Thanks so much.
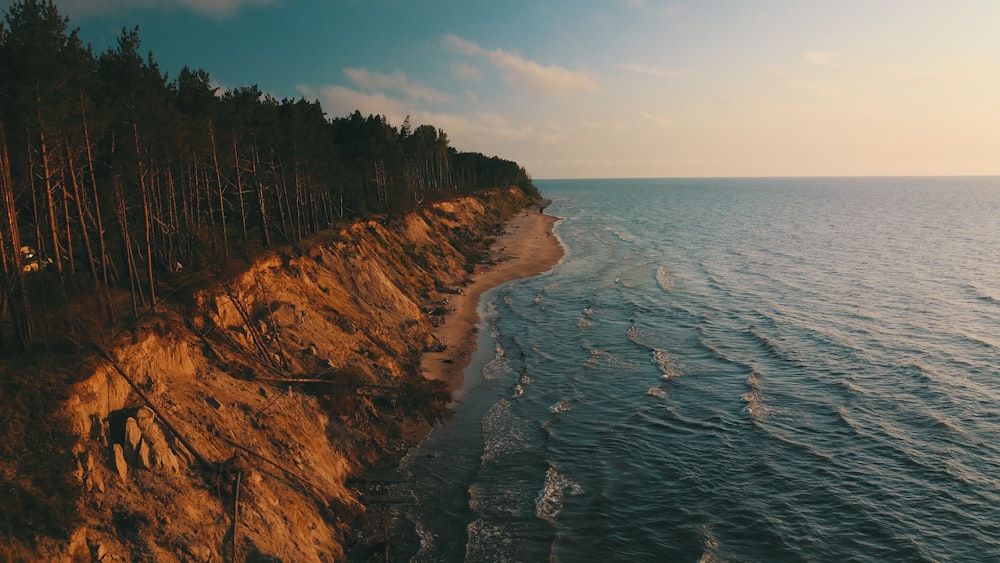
[42,187,535,561]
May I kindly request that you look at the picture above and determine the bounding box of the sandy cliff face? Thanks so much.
[58,188,532,561]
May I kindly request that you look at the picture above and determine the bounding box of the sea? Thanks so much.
[392,177,1000,562]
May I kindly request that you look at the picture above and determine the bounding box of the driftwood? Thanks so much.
[232,470,241,562]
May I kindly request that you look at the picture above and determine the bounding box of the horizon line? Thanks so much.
[534,173,1000,182]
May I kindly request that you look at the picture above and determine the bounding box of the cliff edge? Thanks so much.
[43,187,536,561]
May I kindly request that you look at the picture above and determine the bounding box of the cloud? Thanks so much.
[343,67,453,103]
[298,84,410,123]
[443,33,487,57]
[803,51,836,65]
[620,62,680,77]
[444,34,601,96]
[452,63,484,82]
[49,0,277,17]
[642,112,674,127]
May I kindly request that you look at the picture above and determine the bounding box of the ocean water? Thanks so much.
[395,177,1000,562]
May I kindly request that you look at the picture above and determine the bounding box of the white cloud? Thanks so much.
[803,51,836,65]
[343,67,453,104]
[489,50,601,95]
[452,63,484,82]
[444,34,601,96]
[620,62,680,77]
[297,86,538,146]
[298,84,410,123]
[443,33,487,57]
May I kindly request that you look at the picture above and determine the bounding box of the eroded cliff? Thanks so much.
[53,188,534,561]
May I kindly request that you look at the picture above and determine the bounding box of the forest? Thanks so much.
[0,0,539,352]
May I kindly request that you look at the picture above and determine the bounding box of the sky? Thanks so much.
[6,0,1000,179]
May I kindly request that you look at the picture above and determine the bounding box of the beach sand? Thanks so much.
[420,203,563,390]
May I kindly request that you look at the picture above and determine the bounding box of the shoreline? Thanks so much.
[356,201,563,559]
[419,201,564,393]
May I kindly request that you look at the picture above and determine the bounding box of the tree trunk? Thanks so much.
[131,108,156,306]
[0,121,32,349]
[209,123,229,260]
[232,134,250,252]
[80,93,114,321]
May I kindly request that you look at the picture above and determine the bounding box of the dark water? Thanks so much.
[396,177,1000,562]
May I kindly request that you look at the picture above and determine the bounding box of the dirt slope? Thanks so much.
[49,188,533,562]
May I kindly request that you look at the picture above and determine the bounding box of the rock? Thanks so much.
[124,417,142,466]
[137,440,152,470]
[186,544,213,562]
[170,436,194,468]
[113,444,128,482]
[151,440,180,473]
[79,450,106,493]
[67,527,90,562]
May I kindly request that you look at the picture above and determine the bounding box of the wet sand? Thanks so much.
[420,204,563,390]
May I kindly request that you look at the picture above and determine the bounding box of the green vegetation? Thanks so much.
[0,0,540,353]
[0,0,540,553]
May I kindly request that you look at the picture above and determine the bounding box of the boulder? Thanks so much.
[137,440,152,470]
[112,444,128,481]
[123,417,142,466]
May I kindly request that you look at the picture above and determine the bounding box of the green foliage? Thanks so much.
[0,0,544,350]
[0,0,541,550]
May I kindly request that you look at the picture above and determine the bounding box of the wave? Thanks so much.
[961,332,999,350]
[742,370,770,418]
[627,324,682,380]
[655,265,674,292]
[698,524,721,563]
[536,465,584,523]
[653,350,680,380]
[483,352,513,381]
[465,519,513,562]
[549,400,573,414]
[836,378,867,395]
[483,341,514,381]
[968,283,1000,304]
[481,399,529,463]
[626,324,642,344]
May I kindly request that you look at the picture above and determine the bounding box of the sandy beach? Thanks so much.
[420,203,563,390]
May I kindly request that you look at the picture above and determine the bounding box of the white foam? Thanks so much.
[481,399,529,463]
[535,465,584,523]
[465,518,513,562]
[656,265,674,292]
[742,371,770,418]
[549,400,573,414]
[647,386,668,399]
[482,344,513,381]
[654,349,679,380]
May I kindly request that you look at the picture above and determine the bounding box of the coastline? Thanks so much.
[419,201,563,392]
[351,201,563,560]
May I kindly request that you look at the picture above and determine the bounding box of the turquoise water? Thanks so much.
[397,177,1000,561]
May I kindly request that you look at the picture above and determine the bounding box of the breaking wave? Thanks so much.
[656,265,674,291]
[536,465,584,523]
